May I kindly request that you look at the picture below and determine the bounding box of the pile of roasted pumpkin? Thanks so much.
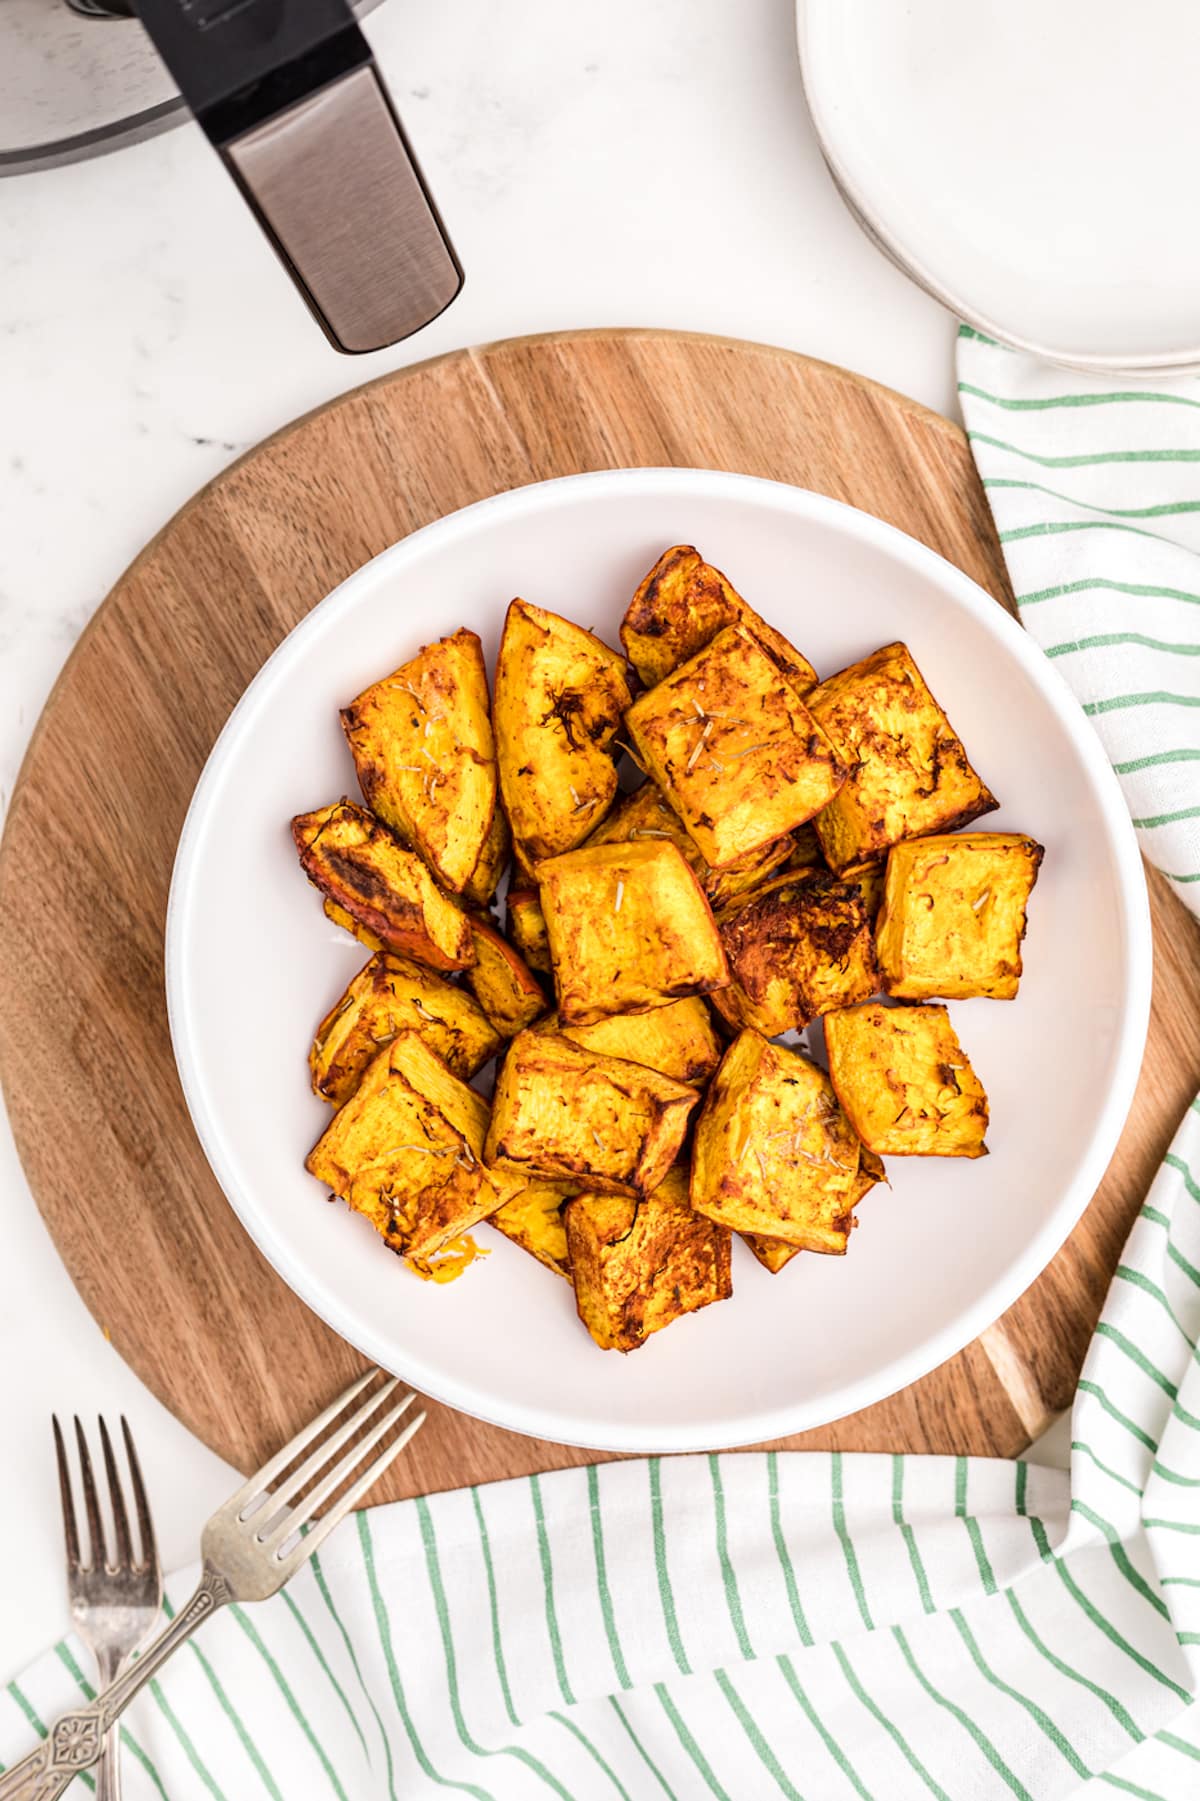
[292,546,1042,1352]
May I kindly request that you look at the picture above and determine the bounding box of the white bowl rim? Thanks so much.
[795,1,1200,377]
[166,465,1152,1452]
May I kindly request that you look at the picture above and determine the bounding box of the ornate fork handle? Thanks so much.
[0,1567,232,1801]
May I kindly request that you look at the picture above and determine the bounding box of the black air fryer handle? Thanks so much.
[134,0,462,354]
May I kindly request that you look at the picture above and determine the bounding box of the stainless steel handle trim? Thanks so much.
[225,63,462,355]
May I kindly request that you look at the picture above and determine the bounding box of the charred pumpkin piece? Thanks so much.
[293,800,473,971]
[742,1148,885,1273]
[584,778,794,909]
[824,1002,988,1157]
[806,642,998,874]
[485,1029,699,1196]
[340,629,498,894]
[565,1167,732,1352]
[620,545,817,693]
[465,915,548,1038]
[486,1179,573,1279]
[537,838,729,1027]
[505,889,552,975]
[324,897,383,951]
[713,869,879,1036]
[462,793,511,909]
[875,832,1044,1001]
[533,996,722,1086]
[703,835,797,910]
[841,860,887,922]
[494,599,632,866]
[306,1031,521,1265]
[787,820,826,872]
[690,1030,863,1251]
[310,952,501,1105]
[625,626,847,869]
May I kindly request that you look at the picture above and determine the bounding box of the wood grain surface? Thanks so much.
[1,329,1196,1504]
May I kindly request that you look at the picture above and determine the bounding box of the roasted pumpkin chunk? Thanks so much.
[533,996,722,1086]
[743,1148,885,1272]
[465,915,548,1037]
[713,869,879,1036]
[485,1029,699,1196]
[462,794,511,909]
[494,599,632,866]
[806,643,998,874]
[875,832,1044,1001]
[486,1179,573,1279]
[620,545,817,693]
[505,889,552,975]
[537,839,728,1026]
[293,800,473,971]
[824,1002,988,1157]
[310,952,501,1105]
[841,860,886,921]
[340,629,498,894]
[306,1031,519,1263]
[565,1168,732,1351]
[324,897,382,951]
[585,779,794,908]
[625,625,846,869]
[690,1030,864,1251]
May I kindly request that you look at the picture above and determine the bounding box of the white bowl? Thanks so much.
[166,468,1150,1453]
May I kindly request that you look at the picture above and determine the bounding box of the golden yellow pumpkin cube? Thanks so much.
[486,1180,573,1279]
[690,1031,864,1251]
[585,779,794,908]
[465,915,548,1037]
[742,1148,885,1273]
[875,832,1044,1001]
[310,952,501,1105]
[713,870,879,1036]
[625,625,847,869]
[306,1032,519,1263]
[505,889,552,975]
[565,1168,732,1351]
[537,839,728,1026]
[806,643,998,873]
[494,599,631,866]
[485,1029,699,1196]
[293,800,473,970]
[824,1002,988,1157]
[621,545,817,693]
[533,996,722,1086]
[340,629,498,894]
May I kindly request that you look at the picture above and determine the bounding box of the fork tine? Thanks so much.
[52,1416,81,1574]
[98,1417,134,1571]
[264,1389,418,1553]
[224,1370,378,1516]
[257,1376,402,1525]
[275,1411,426,1577]
[122,1417,158,1576]
[73,1416,106,1571]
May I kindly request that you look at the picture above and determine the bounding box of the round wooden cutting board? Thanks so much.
[1,329,1197,1504]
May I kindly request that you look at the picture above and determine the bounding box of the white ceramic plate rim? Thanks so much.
[166,467,1152,1452]
[795,2,1200,376]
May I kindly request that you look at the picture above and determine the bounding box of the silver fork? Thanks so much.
[2,1370,423,1801]
[53,1417,163,1801]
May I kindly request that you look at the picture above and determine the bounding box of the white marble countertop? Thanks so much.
[0,0,1029,1682]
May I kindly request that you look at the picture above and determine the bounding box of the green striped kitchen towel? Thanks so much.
[957,326,1200,912]
[3,1100,1200,1796]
